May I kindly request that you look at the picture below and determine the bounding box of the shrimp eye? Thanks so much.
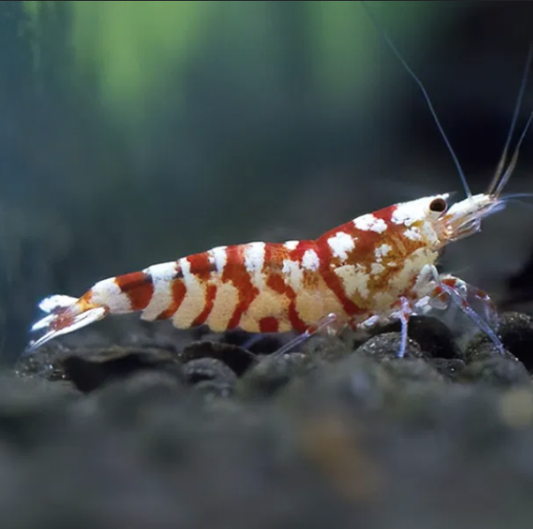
[429,197,447,213]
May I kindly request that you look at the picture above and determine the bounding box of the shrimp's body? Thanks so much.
[28,192,504,355]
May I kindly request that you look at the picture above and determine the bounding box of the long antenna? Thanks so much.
[360,1,472,198]
[487,43,533,196]
[491,109,533,197]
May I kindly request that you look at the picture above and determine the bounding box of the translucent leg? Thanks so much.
[354,297,413,358]
[241,334,264,351]
[430,275,504,355]
[389,296,412,358]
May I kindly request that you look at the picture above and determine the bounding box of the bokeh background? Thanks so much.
[2,0,533,361]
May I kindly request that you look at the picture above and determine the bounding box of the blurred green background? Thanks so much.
[1,1,532,360]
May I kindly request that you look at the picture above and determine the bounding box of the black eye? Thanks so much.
[429,197,447,213]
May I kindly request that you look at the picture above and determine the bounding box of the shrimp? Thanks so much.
[26,186,522,356]
[26,2,533,357]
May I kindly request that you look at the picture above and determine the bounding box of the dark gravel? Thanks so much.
[5,310,533,529]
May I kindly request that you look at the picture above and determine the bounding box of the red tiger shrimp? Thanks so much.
[26,2,533,357]
[26,185,519,357]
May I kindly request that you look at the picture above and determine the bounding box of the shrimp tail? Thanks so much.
[27,294,107,352]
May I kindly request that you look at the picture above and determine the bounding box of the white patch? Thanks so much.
[172,258,206,328]
[420,221,440,246]
[209,246,228,274]
[334,264,369,300]
[374,243,392,261]
[391,195,446,227]
[90,278,132,313]
[371,263,385,275]
[404,227,422,241]
[244,242,266,289]
[282,259,303,291]
[284,240,299,251]
[39,295,77,313]
[244,242,266,273]
[391,200,425,226]
[388,248,438,294]
[392,205,415,226]
[327,232,355,260]
[353,214,387,233]
[302,249,320,271]
[140,261,178,321]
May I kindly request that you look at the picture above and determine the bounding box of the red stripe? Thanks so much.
[259,316,279,333]
[222,245,259,329]
[192,283,217,326]
[156,279,187,320]
[115,272,154,311]
[288,301,307,332]
[314,239,363,317]
[264,243,307,332]
[187,252,215,281]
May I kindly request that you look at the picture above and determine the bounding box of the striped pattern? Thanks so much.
[31,194,450,349]
[81,197,443,336]
[89,241,341,334]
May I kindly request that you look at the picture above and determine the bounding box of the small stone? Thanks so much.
[373,316,460,359]
[354,332,424,361]
[181,341,256,376]
[61,347,182,393]
[463,338,516,364]
[496,312,533,372]
[182,358,238,388]
[237,352,313,400]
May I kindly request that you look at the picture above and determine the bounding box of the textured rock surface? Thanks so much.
[5,312,533,529]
